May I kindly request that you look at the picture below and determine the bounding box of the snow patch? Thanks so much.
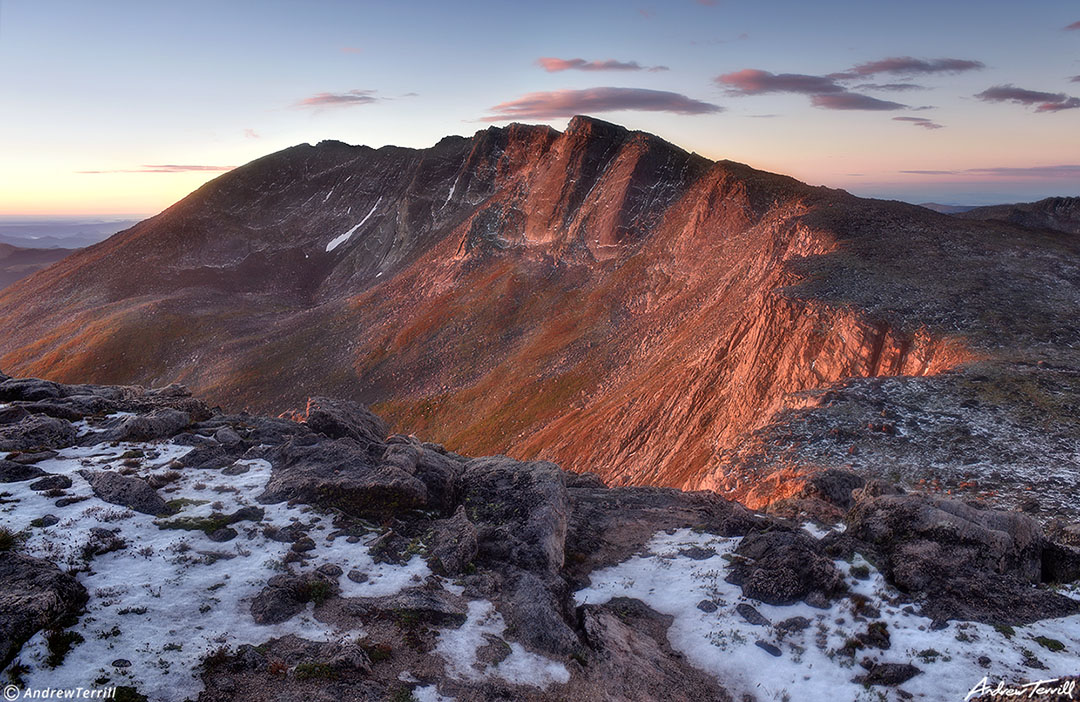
[435,600,569,689]
[413,684,456,702]
[575,529,1080,702]
[801,521,846,540]
[326,196,382,252]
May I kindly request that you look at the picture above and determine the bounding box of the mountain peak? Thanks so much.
[0,118,1077,531]
[564,114,630,140]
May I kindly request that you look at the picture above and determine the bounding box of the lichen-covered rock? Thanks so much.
[0,551,88,668]
[302,396,388,445]
[0,378,64,403]
[578,597,731,702]
[428,506,478,576]
[257,437,428,516]
[79,470,167,515]
[463,456,569,575]
[344,587,467,627]
[0,415,77,452]
[727,530,846,607]
[502,571,581,656]
[0,460,47,483]
[250,573,338,625]
[99,408,191,442]
[844,493,1080,624]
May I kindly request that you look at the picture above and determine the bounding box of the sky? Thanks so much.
[1,0,1078,216]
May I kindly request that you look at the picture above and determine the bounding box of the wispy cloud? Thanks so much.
[295,89,380,109]
[483,87,721,121]
[975,84,1080,112]
[1065,20,1080,30]
[717,69,843,95]
[1070,75,1080,83]
[717,68,906,110]
[77,165,235,174]
[853,82,926,92]
[811,93,906,110]
[537,57,668,72]
[893,116,943,129]
[833,57,985,79]
[901,165,1080,178]
[243,128,260,139]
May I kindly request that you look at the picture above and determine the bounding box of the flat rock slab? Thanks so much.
[79,470,167,515]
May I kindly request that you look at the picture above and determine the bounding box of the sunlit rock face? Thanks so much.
[1,116,1076,508]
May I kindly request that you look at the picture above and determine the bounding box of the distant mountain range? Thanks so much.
[0,117,1076,511]
[917,202,977,214]
[0,217,139,250]
[956,196,1080,234]
[0,243,76,290]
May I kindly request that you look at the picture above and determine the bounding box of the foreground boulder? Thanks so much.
[257,437,429,516]
[0,551,88,668]
[98,408,191,442]
[463,456,570,576]
[727,531,846,607]
[841,493,1080,624]
[0,415,77,452]
[79,470,168,515]
[301,396,388,445]
[428,506,478,576]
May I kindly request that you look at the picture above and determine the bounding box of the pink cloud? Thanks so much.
[295,89,379,108]
[483,87,721,121]
[716,69,843,95]
[833,57,984,79]
[811,93,906,110]
[975,85,1080,112]
[537,57,668,72]
[77,165,235,174]
[893,116,944,129]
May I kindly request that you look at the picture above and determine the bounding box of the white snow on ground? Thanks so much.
[800,521,846,540]
[326,196,382,252]
[435,600,570,689]
[575,529,1080,702]
[413,683,457,702]
[0,433,431,701]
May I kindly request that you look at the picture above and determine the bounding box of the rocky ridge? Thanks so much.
[1,373,1078,701]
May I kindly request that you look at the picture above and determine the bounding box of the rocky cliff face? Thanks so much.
[0,117,1076,512]
[1,375,1078,701]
